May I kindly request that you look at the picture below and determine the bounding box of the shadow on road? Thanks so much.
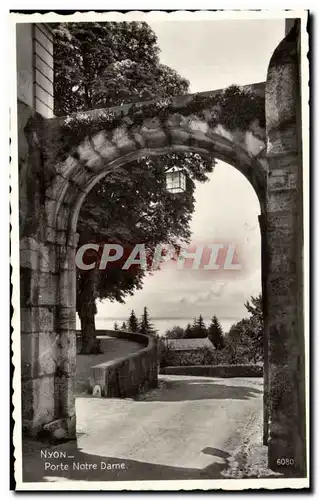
[137,377,262,401]
[22,439,231,483]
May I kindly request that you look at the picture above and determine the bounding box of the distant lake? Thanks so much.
[76,316,237,336]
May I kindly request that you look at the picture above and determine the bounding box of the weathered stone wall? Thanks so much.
[265,20,306,475]
[160,364,263,378]
[16,23,74,439]
[20,235,77,439]
[75,328,150,352]
[88,331,158,398]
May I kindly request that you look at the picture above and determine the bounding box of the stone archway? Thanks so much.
[19,21,305,476]
[20,109,268,433]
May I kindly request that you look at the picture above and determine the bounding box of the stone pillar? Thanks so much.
[17,22,78,440]
[258,214,269,446]
[20,233,77,440]
[265,21,306,475]
[20,240,59,436]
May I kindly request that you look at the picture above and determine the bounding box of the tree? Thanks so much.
[165,326,185,339]
[77,266,102,354]
[113,322,119,331]
[128,310,139,333]
[53,22,188,115]
[139,307,157,336]
[191,315,207,338]
[92,61,190,109]
[226,318,254,364]
[55,22,214,352]
[184,323,193,338]
[121,321,127,331]
[208,315,225,349]
[244,294,263,360]
[224,295,263,364]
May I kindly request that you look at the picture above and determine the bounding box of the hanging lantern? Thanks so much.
[165,167,186,193]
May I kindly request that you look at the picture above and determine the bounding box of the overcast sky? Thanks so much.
[92,18,285,332]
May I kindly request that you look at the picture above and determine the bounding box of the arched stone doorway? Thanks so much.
[19,21,305,476]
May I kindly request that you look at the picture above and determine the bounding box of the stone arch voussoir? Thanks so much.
[50,124,267,236]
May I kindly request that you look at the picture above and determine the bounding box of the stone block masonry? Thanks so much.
[265,21,306,476]
[87,331,158,398]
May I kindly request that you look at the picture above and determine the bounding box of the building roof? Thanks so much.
[165,337,215,351]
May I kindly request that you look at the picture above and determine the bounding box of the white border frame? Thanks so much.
[9,9,310,492]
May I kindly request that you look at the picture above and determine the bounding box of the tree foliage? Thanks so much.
[53,21,188,115]
[128,310,139,333]
[164,326,186,339]
[160,297,263,366]
[54,21,214,352]
[165,315,225,340]
[224,294,263,363]
[190,314,207,338]
[208,315,225,349]
[184,323,193,338]
[244,294,263,355]
[139,307,157,336]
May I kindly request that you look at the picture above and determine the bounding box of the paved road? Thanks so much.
[76,336,142,394]
[23,375,270,483]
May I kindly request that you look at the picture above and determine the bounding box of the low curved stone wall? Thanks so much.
[84,330,158,398]
[160,364,263,378]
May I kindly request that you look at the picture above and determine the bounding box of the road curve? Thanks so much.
[23,374,269,482]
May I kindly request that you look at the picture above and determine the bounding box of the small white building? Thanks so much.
[165,337,215,352]
[164,337,215,366]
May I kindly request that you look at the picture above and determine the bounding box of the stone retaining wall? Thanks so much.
[160,364,263,378]
[78,330,158,398]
